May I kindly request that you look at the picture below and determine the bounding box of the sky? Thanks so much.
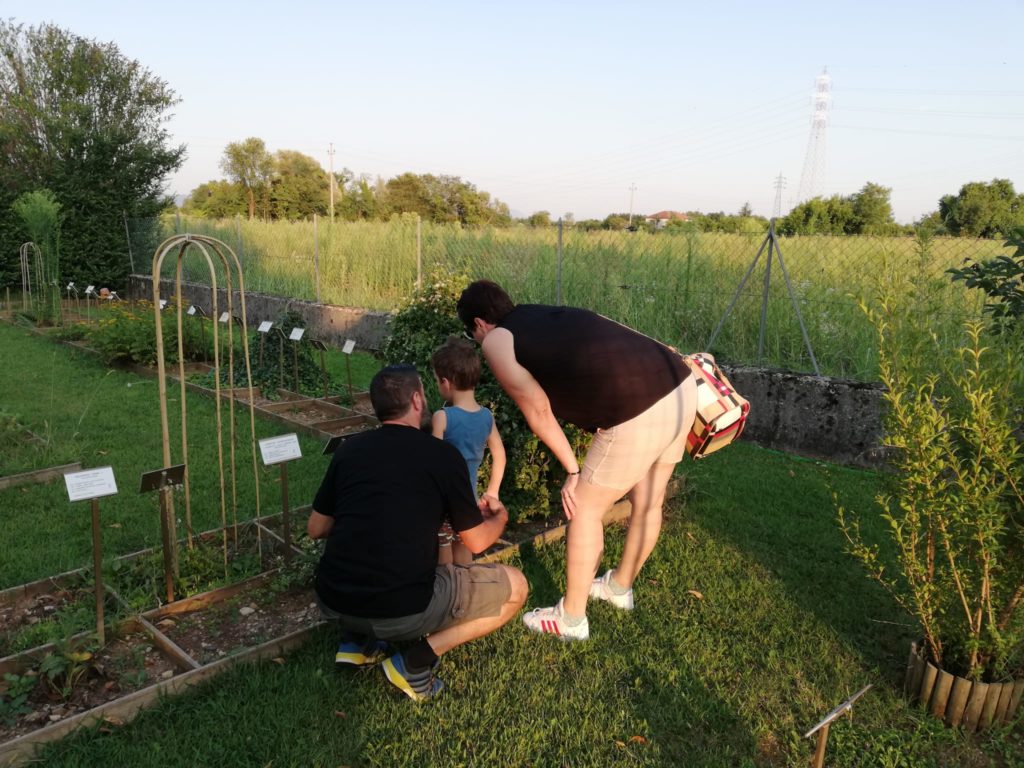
[5,1,1024,223]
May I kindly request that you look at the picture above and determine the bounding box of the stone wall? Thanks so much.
[721,364,887,469]
[127,275,888,467]
[127,275,391,350]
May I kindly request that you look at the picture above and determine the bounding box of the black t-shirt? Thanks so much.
[498,304,691,432]
[312,424,483,618]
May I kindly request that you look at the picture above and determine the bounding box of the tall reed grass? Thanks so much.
[132,215,1004,380]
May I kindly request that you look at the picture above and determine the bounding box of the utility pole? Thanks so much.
[328,143,336,222]
[627,183,637,228]
[772,173,786,219]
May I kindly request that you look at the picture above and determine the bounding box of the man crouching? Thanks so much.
[307,364,528,701]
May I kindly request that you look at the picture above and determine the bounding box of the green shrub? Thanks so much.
[196,310,330,399]
[89,300,207,366]
[948,226,1024,335]
[381,273,588,521]
[838,260,1023,681]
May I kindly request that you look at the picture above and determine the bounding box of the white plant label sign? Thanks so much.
[187,305,197,316]
[259,434,302,465]
[158,299,168,310]
[257,321,273,333]
[342,339,356,355]
[219,312,230,324]
[289,327,305,342]
[64,466,118,502]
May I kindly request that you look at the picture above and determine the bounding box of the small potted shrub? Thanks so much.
[837,262,1023,732]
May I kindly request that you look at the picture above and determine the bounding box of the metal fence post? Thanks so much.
[314,214,321,303]
[235,215,243,261]
[123,211,135,275]
[416,215,422,290]
[556,218,564,305]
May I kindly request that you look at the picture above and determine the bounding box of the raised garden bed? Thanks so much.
[144,577,319,666]
[0,620,181,747]
[0,575,121,658]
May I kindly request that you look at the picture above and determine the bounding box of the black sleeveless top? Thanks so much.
[498,305,690,432]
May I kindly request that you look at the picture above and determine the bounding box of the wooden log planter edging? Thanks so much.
[1,490,652,765]
[905,640,1024,732]
[0,463,84,493]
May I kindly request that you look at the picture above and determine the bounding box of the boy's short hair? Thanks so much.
[456,280,515,334]
[370,364,423,421]
[431,336,481,390]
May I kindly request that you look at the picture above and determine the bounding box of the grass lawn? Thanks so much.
[1,321,1021,766]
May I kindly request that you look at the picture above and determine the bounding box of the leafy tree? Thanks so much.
[0,21,184,288]
[603,214,630,230]
[339,176,381,221]
[938,179,1024,238]
[269,150,329,220]
[778,182,897,236]
[220,138,273,220]
[850,182,896,234]
[181,180,246,218]
[778,195,855,235]
[526,211,552,228]
[381,173,509,226]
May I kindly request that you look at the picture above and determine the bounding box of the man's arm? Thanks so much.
[481,328,579,474]
[307,509,334,539]
[457,500,509,554]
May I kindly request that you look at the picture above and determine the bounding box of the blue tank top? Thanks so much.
[442,406,493,496]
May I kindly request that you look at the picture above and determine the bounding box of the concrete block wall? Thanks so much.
[128,275,391,350]
[128,275,888,468]
[721,364,887,469]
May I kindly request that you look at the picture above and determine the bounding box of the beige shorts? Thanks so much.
[582,376,697,491]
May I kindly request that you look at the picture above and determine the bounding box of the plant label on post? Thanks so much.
[63,466,118,646]
[258,434,302,558]
[342,339,356,398]
[289,328,305,392]
[187,305,197,316]
[219,312,230,324]
[139,464,186,603]
[258,433,302,466]
[803,684,872,768]
[257,321,273,368]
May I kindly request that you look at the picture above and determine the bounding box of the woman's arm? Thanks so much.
[481,329,579,474]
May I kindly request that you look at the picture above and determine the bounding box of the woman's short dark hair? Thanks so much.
[431,336,481,390]
[369,364,422,421]
[456,280,515,333]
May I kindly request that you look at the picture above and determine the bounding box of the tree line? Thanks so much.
[183,138,511,227]
[3,19,1021,296]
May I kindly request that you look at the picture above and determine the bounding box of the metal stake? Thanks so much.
[90,498,105,646]
[280,461,292,562]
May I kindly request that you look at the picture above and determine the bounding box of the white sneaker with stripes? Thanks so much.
[522,598,589,641]
[589,570,635,610]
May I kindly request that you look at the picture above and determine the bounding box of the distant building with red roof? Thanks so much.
[644,211,689,228]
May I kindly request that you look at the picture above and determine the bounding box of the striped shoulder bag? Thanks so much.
[684,353,750,459]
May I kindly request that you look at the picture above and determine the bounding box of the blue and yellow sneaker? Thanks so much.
[335,637,390,668]
[381,653,444,702]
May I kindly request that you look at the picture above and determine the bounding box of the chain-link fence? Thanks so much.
[128,214,1008,381]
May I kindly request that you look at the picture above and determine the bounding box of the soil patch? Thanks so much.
[0,628,177,743]
[0,584,119,658]
[159,586,319,665]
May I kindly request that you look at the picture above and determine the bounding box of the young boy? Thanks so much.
[431,336,506,565]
